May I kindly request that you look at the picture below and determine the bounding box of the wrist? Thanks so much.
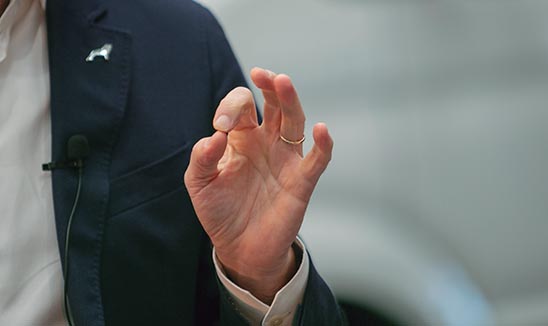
[216,244,299,304]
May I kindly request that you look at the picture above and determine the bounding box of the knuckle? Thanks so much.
[233,86,253,101]
[221,87,254,112]
[238,89,255,109]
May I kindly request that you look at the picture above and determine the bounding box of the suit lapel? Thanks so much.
[46,1,131,325]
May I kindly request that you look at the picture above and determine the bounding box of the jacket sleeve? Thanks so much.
[293,259,347,325]
[202,5,249,115]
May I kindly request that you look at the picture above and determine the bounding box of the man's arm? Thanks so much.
[187,4,332,303]
[190,6,346,325]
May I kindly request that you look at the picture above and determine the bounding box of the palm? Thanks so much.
[191,127,311,266]
[184,68,332,299]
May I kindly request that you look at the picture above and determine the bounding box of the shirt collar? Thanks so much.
[0,0,20,33]
[0,0,18,62]
[0,0,38,62]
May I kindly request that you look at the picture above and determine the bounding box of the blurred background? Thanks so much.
[197,0,548,325]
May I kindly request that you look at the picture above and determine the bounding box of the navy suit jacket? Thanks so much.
[45,0,345,325]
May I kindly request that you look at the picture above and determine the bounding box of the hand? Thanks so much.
[184,67,333,303]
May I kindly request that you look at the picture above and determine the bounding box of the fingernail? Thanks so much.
[214,115,231,132]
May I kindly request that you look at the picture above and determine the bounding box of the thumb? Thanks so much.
[184,131,228,193]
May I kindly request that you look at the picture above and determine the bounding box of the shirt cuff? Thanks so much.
[213,237,309,326]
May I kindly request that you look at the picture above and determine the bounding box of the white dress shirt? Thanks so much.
[0,0,64,325]
[0,1,308,325]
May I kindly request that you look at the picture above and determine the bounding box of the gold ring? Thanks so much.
[280,134,305,145]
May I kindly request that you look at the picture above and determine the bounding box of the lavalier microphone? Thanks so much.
[42,135,90,171]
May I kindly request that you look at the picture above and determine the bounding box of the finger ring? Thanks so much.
[280,134,305,145]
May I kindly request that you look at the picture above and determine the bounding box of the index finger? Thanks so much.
[213,87,259,132]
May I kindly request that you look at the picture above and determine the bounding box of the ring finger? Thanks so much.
[274,74,305,155]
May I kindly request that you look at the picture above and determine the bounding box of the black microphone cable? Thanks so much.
[62,134,89,326]
[63,163,82,326]
[43,135,89,326]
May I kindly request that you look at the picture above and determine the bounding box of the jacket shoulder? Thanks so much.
[106,0,218,28]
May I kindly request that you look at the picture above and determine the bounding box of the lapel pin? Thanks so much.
[85,43,113,62]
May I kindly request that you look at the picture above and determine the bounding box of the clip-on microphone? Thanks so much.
[42,135,90,171]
